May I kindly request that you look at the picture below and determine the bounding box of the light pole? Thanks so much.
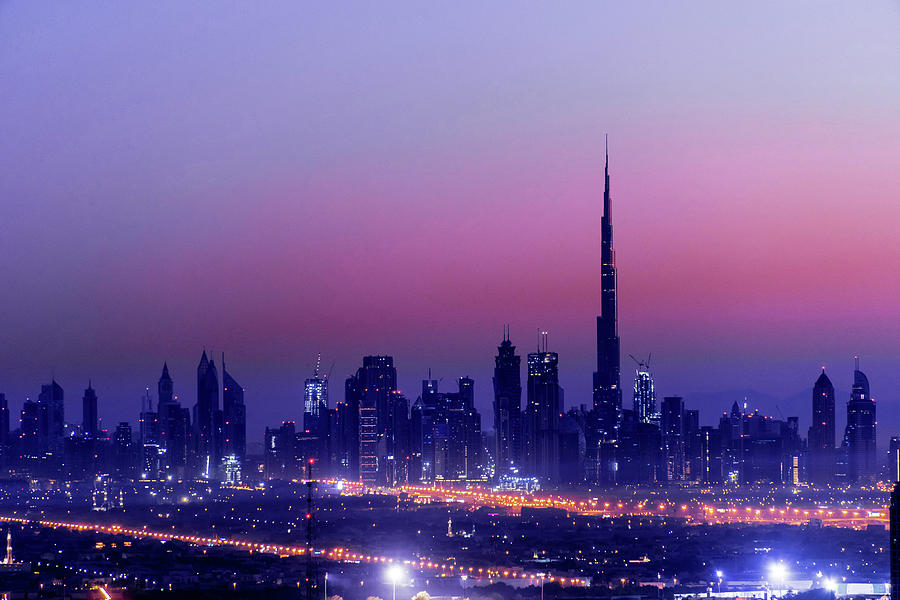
[715,570,723,593]
[539,573,545,600]
[387,565,404,600]
[768,562,788,599]
[324,571,328,600]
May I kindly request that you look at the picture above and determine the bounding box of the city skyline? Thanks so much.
[2,4,900,598]
[3,3,900,441]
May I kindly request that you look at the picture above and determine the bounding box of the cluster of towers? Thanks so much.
[808,359,878,484]
[0,351,246,482]
[486,144,882,487]
[267,356,483,487]
[0,144,886,490]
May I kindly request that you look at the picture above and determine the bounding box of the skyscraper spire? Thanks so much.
[593,135,622,438]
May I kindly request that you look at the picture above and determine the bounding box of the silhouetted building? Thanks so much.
[683,408,701,480]
[410,378,439,482]
[19,400,40,463]
[411,377,482,482]
[699,425,723,484]
[593,142,621,439]
[385,390,411,485]
[493,328,522,477]
[37,380,65,455]
[113,422,135,479]
[139,389,161,479]
[335,375,361,479]
[720,406,800,485]
[194,350,221,479]
[559,408,586,484]
[82,383,98,437]
[846,357,876,482]
[156,363,189,478]
[222,356,246,464]
[264,421,299,480]
[158,363,174,409]
[617,409,662,484]
[808,367,835,485]
[351,356,397,486]
[525,336,562,482]
[661,396,684,481]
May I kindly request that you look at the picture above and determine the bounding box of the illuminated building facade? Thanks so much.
[351,355,397,486]
[632,360,657,424]
[525,338,561,483]
[304,362,328,438]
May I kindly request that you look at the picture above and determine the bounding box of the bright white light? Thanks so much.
[716,570,723,579]
[768,562,788,583]
[824,578,837,592]
[387,565,404,583]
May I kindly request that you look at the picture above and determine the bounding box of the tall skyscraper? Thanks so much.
[222,355,246,462]
[493,327,522,476]
[808,367,835,485]
[304,356,329,437]
[113,422,135,479]
[194,350,221,479]
[352,355,397,486]
[156,363,190,479]
[661,396,684,481]
[82,382,98,437]
[632,359,656,424]
[846,357,876,482]
[336,376,361,479]
[525,334,561,482]
[593,140,621,438]
[139,388,161,478]
[410,378,439,483]
[37,380,65,454]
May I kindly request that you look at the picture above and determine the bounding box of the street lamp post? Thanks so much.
[716,570,723,593]
[768,562,788,599]
[324,572,328,600]
[387,565,404,600]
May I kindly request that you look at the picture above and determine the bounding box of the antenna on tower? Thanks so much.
[854,355,860,371]
[314,353,322,378]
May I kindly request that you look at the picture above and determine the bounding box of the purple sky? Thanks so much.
[2,3,900,445]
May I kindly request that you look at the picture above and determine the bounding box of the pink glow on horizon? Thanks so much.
[1,3,900,438]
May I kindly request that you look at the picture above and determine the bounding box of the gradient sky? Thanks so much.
[2,2,900,446]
